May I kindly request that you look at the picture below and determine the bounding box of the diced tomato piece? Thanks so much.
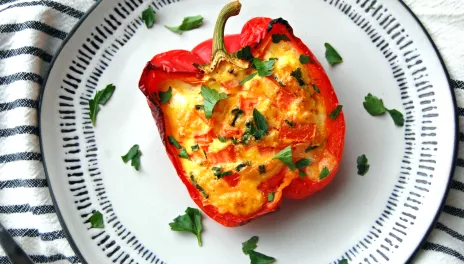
[258,167,287,193]
[277,88,297,109]
[279,123,316,143]
[239,96,258,112]
[220,128,242,138]
[194,130,215,144]
[222,173,240,187]
[208,145,236,164]
[258,146,278,156]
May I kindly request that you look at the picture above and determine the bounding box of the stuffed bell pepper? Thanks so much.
[138,1,345,227]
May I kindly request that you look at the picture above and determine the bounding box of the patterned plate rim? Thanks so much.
[37,0,458,263]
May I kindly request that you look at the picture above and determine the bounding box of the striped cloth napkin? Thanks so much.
[0,0,462,263]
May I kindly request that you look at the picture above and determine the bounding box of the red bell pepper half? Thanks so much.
[139,1,345,227]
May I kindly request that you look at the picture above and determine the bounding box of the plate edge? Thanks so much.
[397,0,459,263]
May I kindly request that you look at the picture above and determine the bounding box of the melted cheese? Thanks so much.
[159,40,335,216]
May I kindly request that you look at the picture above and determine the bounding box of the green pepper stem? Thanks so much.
[196,1,248,73]
[212,1,241,56]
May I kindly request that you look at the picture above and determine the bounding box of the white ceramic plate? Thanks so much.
[39,0,457,263]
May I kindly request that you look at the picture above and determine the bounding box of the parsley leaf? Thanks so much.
[236,46,254,63]
[387,109,405,127]
[190,174,208,198]
[88,211,104,228]
[325,43,343,65]
[249,251,276,264]
[357,154,370,176]
[253,109,268,135]
[272,34,289,43]
[178,148,190,160]
[296,158,312,168]
[329,105,343,120]
[291,68,305,86]
[363,93,386,116]
[231,108,244,126]
[141,6,156,28]
[273,146,296,171]
[200,85,228,119]
[253,58,275,77]
[168,136,182,149]
[319,167,330,179]
[121,144,142,171]
[296,158,311,178]
[89,84,115,126]
[191,144,199,151]
[268,192,275,202]
[312,84,321,93]
[218,137,228,143]
[165,15,203,35]
[242,236,259,254]
[242,236,276,264]
[239,72,258,86]
[158,87,172,104]
[169,207,203,246]
[363,94,404,127]
[299,54,311,64]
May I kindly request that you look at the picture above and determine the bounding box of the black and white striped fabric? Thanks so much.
[0,0,462,263]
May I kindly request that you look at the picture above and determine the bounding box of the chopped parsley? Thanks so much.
[296,158,311,178]
[121,144,142,171]
[231,108,244,126]
[272,146,296,171]
[329,105,343,120]
[178,148,190,160]
[357,154,370,176]
[363,93,404,127]
[190,174,208,198]
[158,87,172,104]
[89,84,115,126]
[88,211,104,228]
[141,6,156,28]
[268,192,275,202]
[236,161,251,172]
[169,207,203,246]
[291,68,305,86]
[168,136,182,149]
[339,258,349,264]
[325,43,343,65]
[212,167,233,179]
[284,119,295,127]
[258,165,266,174]
[200,85,228,119]
[319,167,330,179]
[312,84,321,93]
[218,137,228,143]
[165,15,203,35]
[272,34,290,43]
[305,145,318,152]
[299,54,311,64]
[236,46,254,63]
[253,58,275,77]
[191,144,199,151]
[242,236,276,264]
